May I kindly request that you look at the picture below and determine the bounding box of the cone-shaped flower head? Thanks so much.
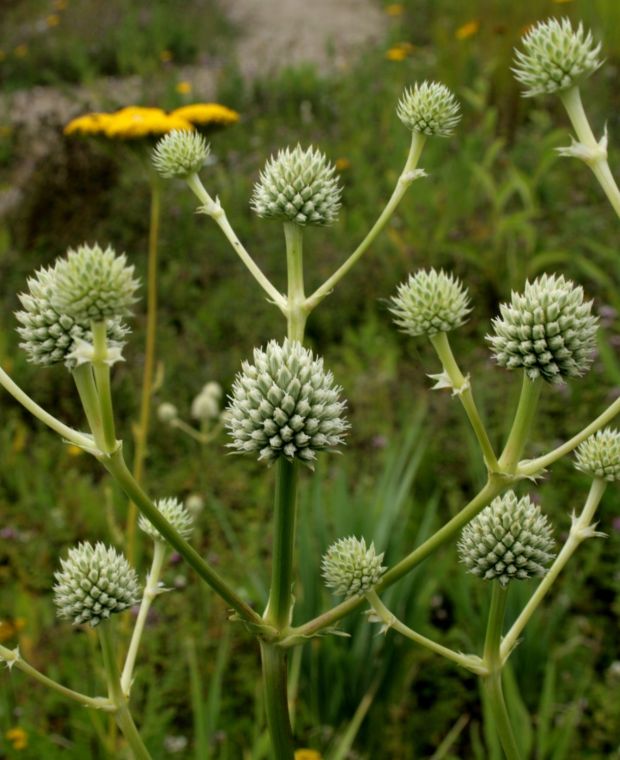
[487,274,598,383]
[390,268,471,337]
[575,428,620,481]
[138,497,194,542]
[458,492,555,587]
[53,542,141,626]
[152,130,211,179]
[51,243,140,323]
[226,338,348,466]
[513,18,603,97]
[250,145,342,226]
[397,82,461,137]
[322,536,386,598]
[16,261,129,368]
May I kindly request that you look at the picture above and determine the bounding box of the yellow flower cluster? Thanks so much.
[6,727,28,751]
[64,103,239,140]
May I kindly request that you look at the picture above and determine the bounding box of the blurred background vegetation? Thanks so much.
[0,0,619,758]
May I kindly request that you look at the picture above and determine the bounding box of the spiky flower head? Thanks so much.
[389,268,471,337]
[16,262,129,368]
[250,145,342,226]
[53,542,140,627]
[513,18,603,98]
[138,497,194,542]
[575,428,620,481]
[152,130,211,179]
[487,274,598,383]
[51,243,140,324]
[191,382,223,421]
[397,81,461,137]
[157,402,178,423]
[458,492,555,587]
[322,536,386,598]
[226,338,348,466]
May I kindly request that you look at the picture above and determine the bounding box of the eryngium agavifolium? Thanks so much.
[226,338,348,465]
[397,81,461,137]
[16,262,129,368]
[152,129,210,179]
[250,145,342,226]
[575,428,620,481]
[389,268,471,337]
[487,274,598,383]
[53,542,140,626]
[513,18,603,97]
[322,536,386,598]
[52,243,140,323]
[138,497,194,542]
[458,492,554,587]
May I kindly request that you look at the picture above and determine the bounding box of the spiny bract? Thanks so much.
[396,81,461,137]
[51,243,140,324]
[53,542,141,627]
[16,261,129,368]
[322,536,386,598]
[457,492,555,587]
[513,17,603,97]
[226,338,348,466]
[152,129,211,179]
[389,268,471,337]
[575,428,620,481]
[487,273,598,383]
[250,145,342,226]
[138,497,194,542]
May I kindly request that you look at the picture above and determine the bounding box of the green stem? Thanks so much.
[102,447,268,632]
[265,458,299,629]
[518,394,620,477]
[260,641,294,760]
[0,367,93,449]
[72,363,105,449]
[482,584,522,760]
[560,86,620,219]
[186,173,287,312]
[500,477,607,662]
[98,624,152,760]
[0,644,114,711]
[498,374,541,472]
[365,591,487,675]
[429,332,499,472]
[305,131,426,311]
[284,223,307,342]
[120,541,167,696]
[281,477,504,643]
[92,321,117,454]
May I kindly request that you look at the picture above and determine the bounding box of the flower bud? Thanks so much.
[152,130,211,179]
[513,18,603,98]
[487,274,598,383]
[250,145,342,226]
[397,81,461,137]
[226,338,348,466]
[322,536,386,598]
[389,268,471,337]
[191,390,220,422]
[52,243,140,323]
[138,497,194,542]
[185,493,205,516]
[575,428,620,481]
[157,402,178,423]
[53,542,140,626]
[457,492,554,587]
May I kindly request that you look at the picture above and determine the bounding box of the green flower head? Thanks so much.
[397,81,461,137]
[575,428,620,481]
[152,130,211,179]
[138,497,194,543]
[322,536,386,598]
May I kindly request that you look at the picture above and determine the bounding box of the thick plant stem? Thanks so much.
[429,332,499,472]
[498,374,541,472]
[73,364,106,450]
[482,584,522,760]
[102,448,268,631]
[500,477,607,662]
[284,223,307,342]
[92,321,117,455]
[98,623,152,760]
[127,173,161,565]
[305,131,426,311]
[560,86,620,219]
[260,642,295,760]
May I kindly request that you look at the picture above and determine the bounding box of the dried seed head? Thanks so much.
[138,497,194,542]
[322,536,386,598]
[397,81,461,137]
[575,428,620,481]
[152,130,211,179]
